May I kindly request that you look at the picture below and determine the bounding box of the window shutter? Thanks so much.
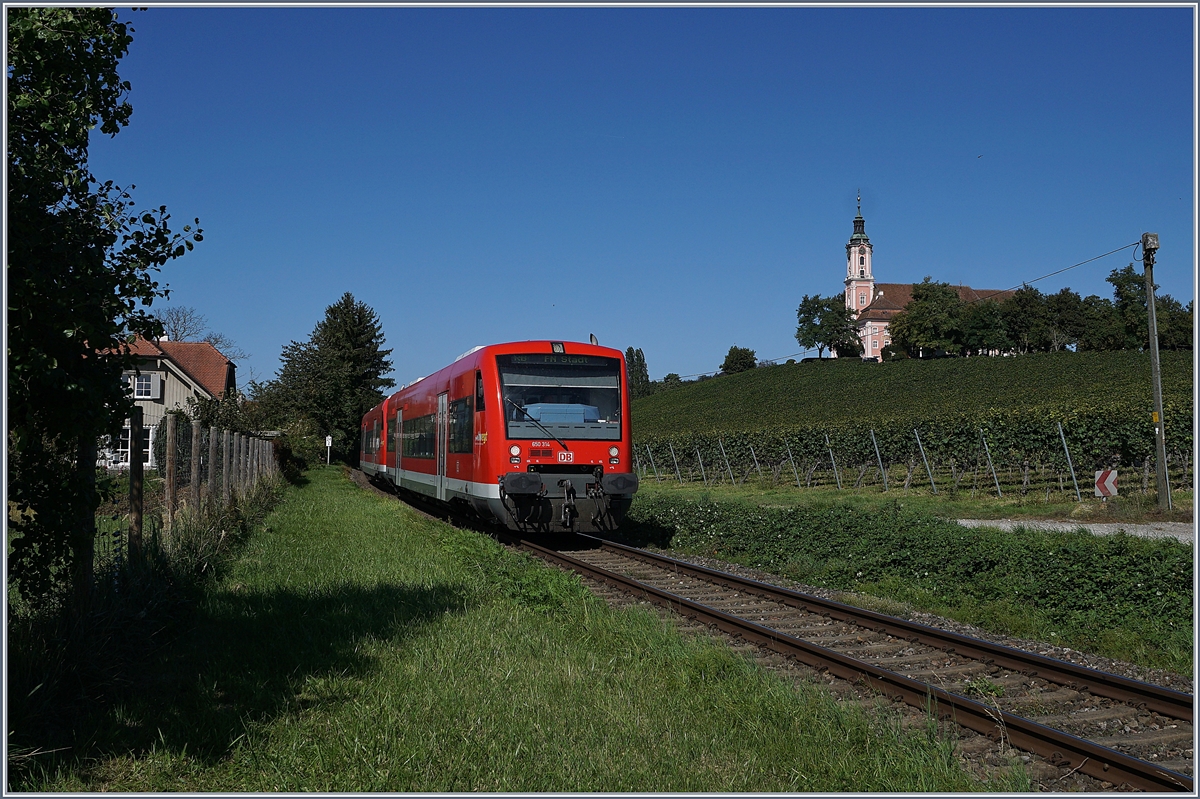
[150,374,162,399]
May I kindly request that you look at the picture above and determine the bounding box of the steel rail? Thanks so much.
[584,535,1193,723]
[519,536,1193,793]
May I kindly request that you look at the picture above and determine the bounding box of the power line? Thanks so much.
[969,241,1140,304]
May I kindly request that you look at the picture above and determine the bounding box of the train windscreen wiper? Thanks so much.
[504,397,569,452]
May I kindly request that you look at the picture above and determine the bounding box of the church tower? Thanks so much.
[844,194,874,317]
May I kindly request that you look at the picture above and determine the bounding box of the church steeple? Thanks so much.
[844,193,875,315]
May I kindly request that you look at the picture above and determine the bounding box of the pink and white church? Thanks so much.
[841,199,1011,360]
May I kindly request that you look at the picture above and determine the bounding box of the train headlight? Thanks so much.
[608,446,619,457]
[509,445,521,456]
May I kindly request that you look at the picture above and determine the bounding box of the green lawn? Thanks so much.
[18,466,1023,792]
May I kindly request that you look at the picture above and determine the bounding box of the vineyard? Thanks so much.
[631,351,1193,497]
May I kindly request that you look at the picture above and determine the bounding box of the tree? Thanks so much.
[1107,264,1150,350]
[1045,288,1087,352]
[624,347,653,399]
[795,294,861,359]
[155,305,248,362]
[999,285,1050,354]
[960,300,1008,356]
[659,373,683,390]
[888,278,964,357]
[1077,295,1126,351]
[1156,297,1193,351]
[7,8,201,609]
[721,345,757,374]
[261,293,394,460]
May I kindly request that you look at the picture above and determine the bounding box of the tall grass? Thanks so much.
[7,473,286,786]
[15,467,1025,792]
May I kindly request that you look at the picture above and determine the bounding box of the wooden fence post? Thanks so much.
[222,429,231,508]
[231,433,241,496]
[190,419,202,509]
[208,425,218,507]
[165,413,177,532]
[129,405,144,561]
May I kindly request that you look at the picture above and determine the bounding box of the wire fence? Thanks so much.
[96,409,279,576]
[634,427,1192,501]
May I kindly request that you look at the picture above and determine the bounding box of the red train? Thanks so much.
[360,340,640,533]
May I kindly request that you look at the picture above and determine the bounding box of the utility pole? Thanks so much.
[1141,232,1171,511]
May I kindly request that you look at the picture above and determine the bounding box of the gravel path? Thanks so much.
[956,518,1195,544]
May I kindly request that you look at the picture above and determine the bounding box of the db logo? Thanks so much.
[558,451,574,463]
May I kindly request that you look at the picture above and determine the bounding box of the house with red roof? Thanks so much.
[106,337,236,468]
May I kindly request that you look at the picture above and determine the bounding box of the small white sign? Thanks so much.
[326,435,333,448]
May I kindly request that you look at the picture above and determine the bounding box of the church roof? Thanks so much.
[860,283,1016,321]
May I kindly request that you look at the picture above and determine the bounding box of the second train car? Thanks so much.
[359,340,639,533]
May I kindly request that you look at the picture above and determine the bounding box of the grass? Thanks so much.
[14,466,1026,792]
[634,473,1193,525]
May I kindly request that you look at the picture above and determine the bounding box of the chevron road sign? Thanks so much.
[1094,469,1118,497]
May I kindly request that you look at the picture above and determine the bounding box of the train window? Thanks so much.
[448,396,473,454]
[401,414,435,459]
[475,370,485,411]
[496,353,621,441]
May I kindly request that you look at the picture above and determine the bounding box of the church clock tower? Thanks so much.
[844,194,874,317]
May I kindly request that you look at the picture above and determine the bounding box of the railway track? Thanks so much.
[505,531,1194,792]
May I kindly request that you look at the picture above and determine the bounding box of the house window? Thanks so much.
[873,340,879,349]
[116,426,152,466]
[135,374,153,398]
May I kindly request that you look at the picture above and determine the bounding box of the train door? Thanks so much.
[436,392,448,500]
[390,408,401,477]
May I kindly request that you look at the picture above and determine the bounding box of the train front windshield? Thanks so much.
[497,354,622,441]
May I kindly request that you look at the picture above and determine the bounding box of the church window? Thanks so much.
[859,294,865,306]
[859,256,864,265]
[859,268,864,278]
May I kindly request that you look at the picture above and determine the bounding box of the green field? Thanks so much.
[13,467,1020,792]
[632,351,1192,436]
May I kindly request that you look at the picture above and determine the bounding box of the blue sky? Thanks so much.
[87,5,1195,386]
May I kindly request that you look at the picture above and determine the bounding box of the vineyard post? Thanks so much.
[914,429,937,494]
[694,446,708,486]
[668,442,683,484]
[870,429,888,491]
[718,438,735,484]
[645,444,661,481]
[164,413,177,533]
[1142,232,1172,511]
[824,433,842,490]
[1057,421,1081,502]
[980,429,1002,497]
[784,440,801,488]
[634,447,642,477]
[749,444,763,479]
